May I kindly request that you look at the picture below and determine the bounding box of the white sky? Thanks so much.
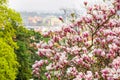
[8,0,103,12]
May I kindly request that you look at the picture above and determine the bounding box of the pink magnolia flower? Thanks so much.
[84,71,93,80]
[58,16,64,22]
[84,1,88,6]
[67,67,78,76]
[112,57,120,69]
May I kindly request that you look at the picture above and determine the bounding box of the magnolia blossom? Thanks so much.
[32,0,120,80]
[101,57,120,79]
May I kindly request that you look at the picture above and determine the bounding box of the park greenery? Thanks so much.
[0,0,44,80]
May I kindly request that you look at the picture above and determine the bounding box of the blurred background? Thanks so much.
[9,0,103,32]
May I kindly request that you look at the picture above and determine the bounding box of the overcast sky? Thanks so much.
[8,0,103,12]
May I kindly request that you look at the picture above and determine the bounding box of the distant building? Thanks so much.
[43,16,62,26]
[28,16,43,26]
[20,12,64,26]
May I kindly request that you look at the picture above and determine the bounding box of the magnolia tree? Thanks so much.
[32,0,120,80]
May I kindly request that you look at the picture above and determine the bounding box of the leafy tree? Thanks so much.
[14,26,32,80]
[14,26,43,80]
[0,38,18,80]
[0,0,19,79]
[13,22,44,80]
[0,0,45,80]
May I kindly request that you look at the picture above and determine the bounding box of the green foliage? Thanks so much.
[15,26,33,80]
[0,0,7,5]
[0,38,18,80]
[0,0,20,80]
[0,0,33,79]
[14,25,44,80]
[0,1,47,80]
[0,1,22,48]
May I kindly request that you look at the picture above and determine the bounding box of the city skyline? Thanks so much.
[9,0,103,12]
